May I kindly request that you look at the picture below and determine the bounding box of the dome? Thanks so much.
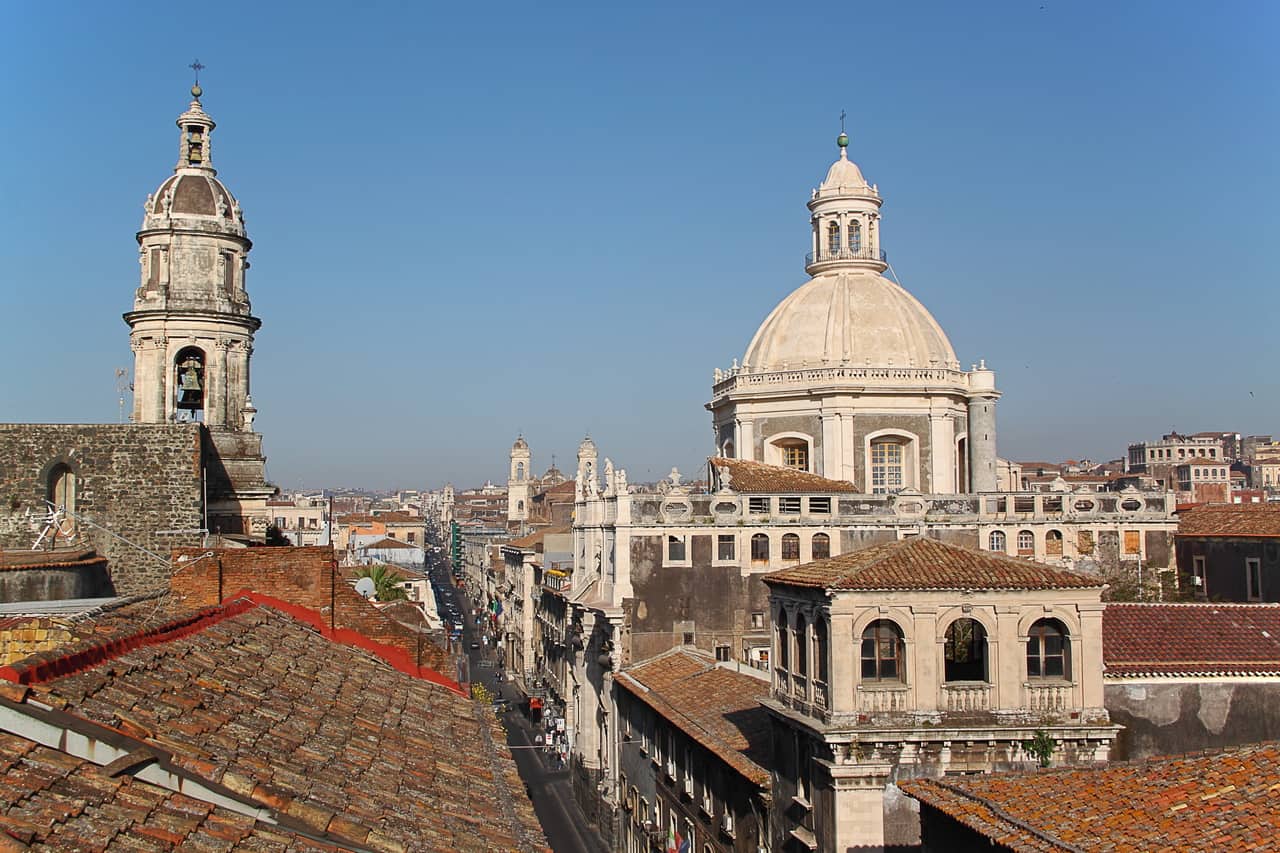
[148,171,237,218]
[512,436,529,451]
[743,271,958,371]
[578,436,596,454]
[820,148,868,191]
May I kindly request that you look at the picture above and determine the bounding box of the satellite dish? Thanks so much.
[354,577,376,599]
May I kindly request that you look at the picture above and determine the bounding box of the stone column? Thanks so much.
[821,414,840,478]
[153,340,169,423]
[738,419,756,462]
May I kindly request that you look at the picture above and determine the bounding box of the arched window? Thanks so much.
[1045,529,1063,556]
[860,620,904,682]
[944,618,988,682]
[1027,618,1070,679]
[722,440,735,459]
[516,462,525,480]
[988,530,1006,552]
[174,346,206,420]
[849,220,862,253]
[870,438,905,494]
[47,463,77,538]
[516,500,524,512]
[812,532,830,560]
[781,533,800,562]
[794,612,808,679]
[827,220,841,256]
[1016,529,1035,556]
[750,533,769,562]
[771,438,809,471]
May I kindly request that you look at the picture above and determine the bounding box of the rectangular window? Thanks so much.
[870,441,903,494]
[715,644,731,662]
[1014,496,1036,513]
[750,611,764,629]
[1192,555,1207,595]
[667,535,687,562]
[716,534,735,561]
[778,496,801,514]
[1123,530,1141,556]
[782,445,808,470]
[808,497,831,514]
[407,532,416,543]
[1077,530,1095,555]
[748,496,770,514]
[1247,557,1262,601]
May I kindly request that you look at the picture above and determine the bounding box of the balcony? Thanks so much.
[941,682,992,712]
[805,246,888,269]
[856,683,908,713]
[1025,680,1072,712]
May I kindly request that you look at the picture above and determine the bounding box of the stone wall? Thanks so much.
[1105,680,1280,760]
[0,424,204,595]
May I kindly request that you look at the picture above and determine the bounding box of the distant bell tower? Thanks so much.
[124,77,260,431]
[508,435,531,524]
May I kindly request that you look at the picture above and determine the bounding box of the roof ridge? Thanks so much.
[0,600,256,685]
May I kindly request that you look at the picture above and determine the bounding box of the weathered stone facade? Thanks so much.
[1106,681,1280,760]
[0,423,204,595]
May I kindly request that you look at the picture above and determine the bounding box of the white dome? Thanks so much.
[820,149,868,191]
[743,271,958,370]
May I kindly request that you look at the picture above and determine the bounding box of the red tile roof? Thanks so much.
[0,548,105,571]
[709,457,859,493]
[1103,603,1280,677]
[363,536,417,549]
[1177,503,1280,538]
[505,525,572,551]
[764,538,1104,592]
[0,728,356,851]
[901,741,1280,852]
[617,650,771,787]
[0,598,546,852]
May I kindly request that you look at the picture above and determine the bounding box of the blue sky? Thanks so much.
[2,1,1276,490]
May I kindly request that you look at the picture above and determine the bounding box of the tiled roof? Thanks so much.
[1103,603,1280,677]
[0,729,347,851]
[900,742,1280,852]
[764,538,1104,592]
[0,548,104,571]
[709,457,859,494]
[1,599,546,852]
[363,537,416,549]
[1177,503,1280,538]
[505,526,572,551]
[616,649,771,787]
[335,512,422,525]
[538,480,577,498]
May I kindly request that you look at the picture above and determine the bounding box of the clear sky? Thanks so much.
[2,2,1276,491]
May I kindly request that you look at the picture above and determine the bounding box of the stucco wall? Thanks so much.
[1106,680,1280,760]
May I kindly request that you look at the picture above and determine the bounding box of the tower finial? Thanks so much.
[189,59,205,100]
[837,109,849,154]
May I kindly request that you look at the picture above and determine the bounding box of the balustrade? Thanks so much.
[857,684,908,713]
[941,682,992,712]
[812,679,829,710]
[1025,681,1071,712]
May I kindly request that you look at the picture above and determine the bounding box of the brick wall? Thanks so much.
[0,424,205,595]
[0,618,73,666]
[169,545,451,671]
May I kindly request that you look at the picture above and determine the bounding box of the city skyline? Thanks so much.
[3,2,1277,490]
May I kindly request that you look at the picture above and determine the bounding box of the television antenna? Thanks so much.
[115,367,132,423]
[30,502,78,550]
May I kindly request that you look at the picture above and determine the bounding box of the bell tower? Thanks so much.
[124,80,260,430]
[124,75,275,537]
[508,436,531,526]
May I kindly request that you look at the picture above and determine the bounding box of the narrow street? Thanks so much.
[428,552,609,853]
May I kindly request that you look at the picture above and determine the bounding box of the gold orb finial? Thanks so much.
[191,83,203,100]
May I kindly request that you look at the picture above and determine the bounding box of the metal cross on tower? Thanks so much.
[840,109,847,133]
[190,59,205,85]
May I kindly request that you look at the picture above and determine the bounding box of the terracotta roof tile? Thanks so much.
[2,601,546,852]
[0,548,104,571]
[764,538,1103,592]
[1103,603,1280,677]
[0,730,349,851]
[709,457,859,493]
[362,537,416,549]
[901,742,1280,851]
[617,649,771,787]
[1177,503,1280,538]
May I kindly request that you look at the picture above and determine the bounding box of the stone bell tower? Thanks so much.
[125,80,259,429]
[124,78,274,537]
